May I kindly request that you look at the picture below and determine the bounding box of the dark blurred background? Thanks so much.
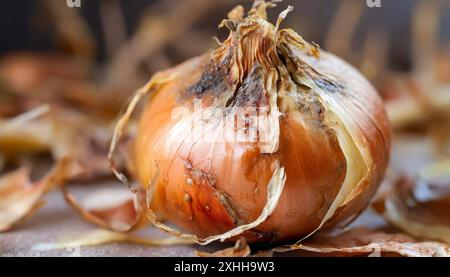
[1,0,449,72]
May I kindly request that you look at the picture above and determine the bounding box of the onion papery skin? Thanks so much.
[133,14,391,243]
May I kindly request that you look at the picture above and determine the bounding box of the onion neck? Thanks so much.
[213,17,282,91]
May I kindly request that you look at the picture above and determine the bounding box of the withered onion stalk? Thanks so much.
[110,3,391,244]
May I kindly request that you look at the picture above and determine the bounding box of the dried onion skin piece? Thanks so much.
[374,177,450,244]
[62,186,146,233]
[275,227,450,257]
[195,237,250,257]
[0,159,81,232]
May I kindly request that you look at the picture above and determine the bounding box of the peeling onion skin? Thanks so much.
[292,49,391,229]
[133,12,391,243]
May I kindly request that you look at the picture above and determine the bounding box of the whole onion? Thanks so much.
[110,3,391,244]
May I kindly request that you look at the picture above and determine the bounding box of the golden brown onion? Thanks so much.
[110,3,391,243]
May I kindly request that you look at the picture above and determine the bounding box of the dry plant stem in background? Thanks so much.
[99,0,128,59]
[385,0,450,130]
[43,0,97,60]
[324,0,363,63]
[360,29,389,82]
[412,0,442,83]
[105,0,244,87]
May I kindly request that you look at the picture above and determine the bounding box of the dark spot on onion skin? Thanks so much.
[227,63,268,108]
[310,97,325,121]
[184,53,268,112]
[336,160,346,176]
[187,54,232,98]
[246,229,276,243]
[314,78,344,94]
[188,64,228,96]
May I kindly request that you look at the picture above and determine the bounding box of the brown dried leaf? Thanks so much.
[0,107,115,180]
[0,106,120,231]
[275,227,450,257]
[249,0,279,20]
[195,238,250,257]
[0,159,82,232]
[0,105,53,156]
[51,111,114,180]
[373,176,450,244]
[0,168,45,231]
[63,186,146,233]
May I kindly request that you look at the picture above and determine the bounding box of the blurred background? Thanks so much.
[1,0,449,103]
[1,0,449,112]
[2,0,450,69]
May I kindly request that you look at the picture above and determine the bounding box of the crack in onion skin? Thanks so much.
[129,5,391,243]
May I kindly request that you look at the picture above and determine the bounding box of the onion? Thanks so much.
[110,2,391,243]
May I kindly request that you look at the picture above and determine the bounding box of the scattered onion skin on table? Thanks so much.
[273,227,450,257]
[0,105,129,232]
[0,157,82,232]
[109,1,391,244]
[373,166,450,245]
